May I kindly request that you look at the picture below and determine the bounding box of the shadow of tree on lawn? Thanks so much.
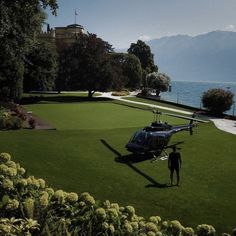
[21,95,112,104]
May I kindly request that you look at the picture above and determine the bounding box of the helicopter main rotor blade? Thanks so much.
[161,112,208,123]
[151,108,207,123]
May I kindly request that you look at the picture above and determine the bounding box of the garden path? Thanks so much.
[99,92,193,115]
[99,92,236,135]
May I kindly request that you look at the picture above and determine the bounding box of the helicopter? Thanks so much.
[125,110,207,161]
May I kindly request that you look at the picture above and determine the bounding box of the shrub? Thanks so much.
[202,88,234,115]
[146,72,171,97]
[0,108,23,130]
[0,153,11,163]
[182,227,195,236]
[112,91,130,96]
[18,112,27,121]
[0,218,39,235]
[0,111,9,129]
[167,220,184,236]
[11,104,21,114]
[6,116,23,130]
[196,224,216,236]
[28,117,37,129]
[139,88,151,97]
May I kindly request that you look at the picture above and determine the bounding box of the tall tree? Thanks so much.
[23,41,58,92]
[127,40,158,78]
[0,0,58,102]
[124,54,143,89]
[58,33,113,97]
[110,53,142,90]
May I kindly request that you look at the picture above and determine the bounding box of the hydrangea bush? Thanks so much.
[0,106,24,130]
[0,152,235,235]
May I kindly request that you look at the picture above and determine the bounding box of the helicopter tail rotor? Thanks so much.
[189,113,199,135]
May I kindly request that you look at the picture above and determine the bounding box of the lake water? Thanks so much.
[160,81,236,115]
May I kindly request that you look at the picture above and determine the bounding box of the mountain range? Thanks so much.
[118,31,236,82]
[147,31,236,82]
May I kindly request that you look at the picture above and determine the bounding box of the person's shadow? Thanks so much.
[100,139,172,189]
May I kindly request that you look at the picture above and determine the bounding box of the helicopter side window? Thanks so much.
[130,132,140,143]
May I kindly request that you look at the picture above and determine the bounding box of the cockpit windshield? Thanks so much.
[130,131,151,146]
[130,131,167,149]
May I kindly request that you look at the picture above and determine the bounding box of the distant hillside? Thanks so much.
[146,31,236,82]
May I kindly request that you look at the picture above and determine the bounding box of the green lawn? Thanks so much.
[24,102,153,130]
[23,91,101,98]
[0,99,235,233]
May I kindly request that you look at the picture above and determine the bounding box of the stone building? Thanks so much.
[38,24,86,46]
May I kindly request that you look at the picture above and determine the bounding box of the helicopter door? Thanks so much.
[150,136,165,149]
[150,136,159,149]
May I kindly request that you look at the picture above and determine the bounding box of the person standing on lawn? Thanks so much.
[168,146,182,186]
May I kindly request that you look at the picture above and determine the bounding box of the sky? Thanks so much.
[45,0,236,49]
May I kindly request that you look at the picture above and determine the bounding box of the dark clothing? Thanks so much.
[168,150,182,186]
[168,152,181,169]
[170,168,180,184]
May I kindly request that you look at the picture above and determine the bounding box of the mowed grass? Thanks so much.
[24,102,153,130]
[0,99,236,233]
[123,96,192,112]
[23,92,101,97]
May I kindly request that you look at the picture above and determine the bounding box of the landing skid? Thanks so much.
[150,150,168,163]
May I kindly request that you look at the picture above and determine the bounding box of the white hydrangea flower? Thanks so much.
[66,192,78,203]
[0,153,11,163]
[2,179,14,190]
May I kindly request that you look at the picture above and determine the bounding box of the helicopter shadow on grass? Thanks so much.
[100,139,173,189]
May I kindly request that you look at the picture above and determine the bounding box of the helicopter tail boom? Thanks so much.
[169,123,196,135]
[152,110,208,123]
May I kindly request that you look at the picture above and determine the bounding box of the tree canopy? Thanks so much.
[146,72,171,96]
[109,53,142,90]
[127,40,158,77]
[23,40,58,92]
[202,88,234,115]
[0,0,58,101]
[58,33,113,97]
